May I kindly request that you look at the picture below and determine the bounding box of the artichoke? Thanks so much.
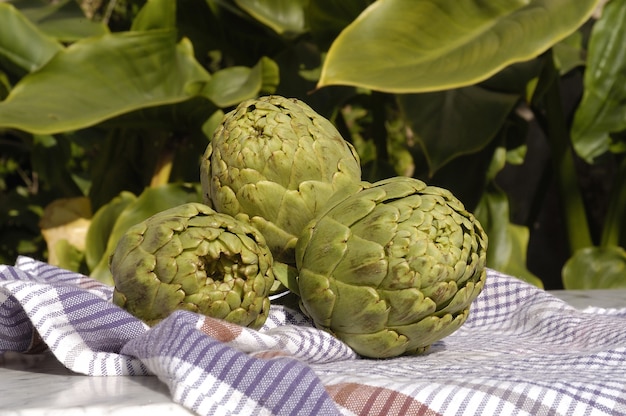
[295,177,488,358]
[110,202,274,329]
[200,95,362,267]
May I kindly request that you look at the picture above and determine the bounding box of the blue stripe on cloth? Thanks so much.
[121,310,341,416]
[0,292,32,351]
[0,259,150,375]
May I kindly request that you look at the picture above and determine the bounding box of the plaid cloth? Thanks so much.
[1,256,626,416]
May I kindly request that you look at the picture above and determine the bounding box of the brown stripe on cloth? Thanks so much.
[198,317,242,342]
[326,382,442,416]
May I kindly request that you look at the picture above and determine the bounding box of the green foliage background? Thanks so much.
[1,0,625,289]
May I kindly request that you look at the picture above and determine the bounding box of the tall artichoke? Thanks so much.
[295,177,488,358]
[200,95,362,266]
[110,202,274,328]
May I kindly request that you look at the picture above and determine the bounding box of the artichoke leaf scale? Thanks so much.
[375,177,424,200]
[241,288,257,309]
[152,246,179,284]
[113,224,147,259]
[259,147,292,185]
[226,307,258,325]
[207,300,231,319]
[349,204,399,246]
[252,273,269,297]
[328,195,379,227]
[338,330,409,359]
[141,221,178,253]
[329,280,389,333]
[114,247,157,288]
[395,313,454,343]
[145,281,187,323]
[234,165,267,188]
[420,280,458,306]
[216,231,244,258]
[179,224,219,249]
[232,231,261,255]
[237,182,284,220]
[224,289,243,310]
[381,257,417,289]
[416,193,438,212]
[275,188,318,234]
[248,217,296,263]
[379,287,436,326]
[433,202,453,217]
[210,179,240,214]
[171,252,204,291]
[436,277,486,316]
[297,269,336,326]
[386,195,423,221]
[294,182,334,223]
[386,230,413,259]
[290,144,325,185]
[333,235,388,287]
[299,217,350,276]
[452,260,471,284]
[395,313,468,354]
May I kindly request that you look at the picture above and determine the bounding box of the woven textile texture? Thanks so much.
[1,256,626,416]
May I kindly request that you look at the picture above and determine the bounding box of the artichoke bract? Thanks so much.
[295,177,488,358]
[200,95,362,266]
[110,202,274,329]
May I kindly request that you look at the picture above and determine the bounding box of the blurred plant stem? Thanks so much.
[601,155,626,247]
[150,138,175,188]
[537,55,593,254]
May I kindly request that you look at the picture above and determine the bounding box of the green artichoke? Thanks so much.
[110,202,274,328]
[295,177,488,358]
[200,95,362,267]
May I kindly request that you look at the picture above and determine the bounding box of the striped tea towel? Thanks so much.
[1,256,626,416]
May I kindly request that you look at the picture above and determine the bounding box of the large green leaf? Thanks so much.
[396,86,518,175]
[562,246,626,289]
[131,0,176,31]
[0,3,62,72]
[235,0,308,37]
[571,0,626,162]
[85,191,136,272]
[202,56,280,107]
[0,31,212,134]
[552,31,585,75]
[317,0,599,93]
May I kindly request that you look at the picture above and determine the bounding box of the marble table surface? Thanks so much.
[1,289,625,416]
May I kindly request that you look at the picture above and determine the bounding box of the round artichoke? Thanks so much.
[110,202,274,328]
[200,95,362,266]
[295,177,488,358]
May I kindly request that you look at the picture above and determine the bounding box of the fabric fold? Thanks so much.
[122,310,341,415]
